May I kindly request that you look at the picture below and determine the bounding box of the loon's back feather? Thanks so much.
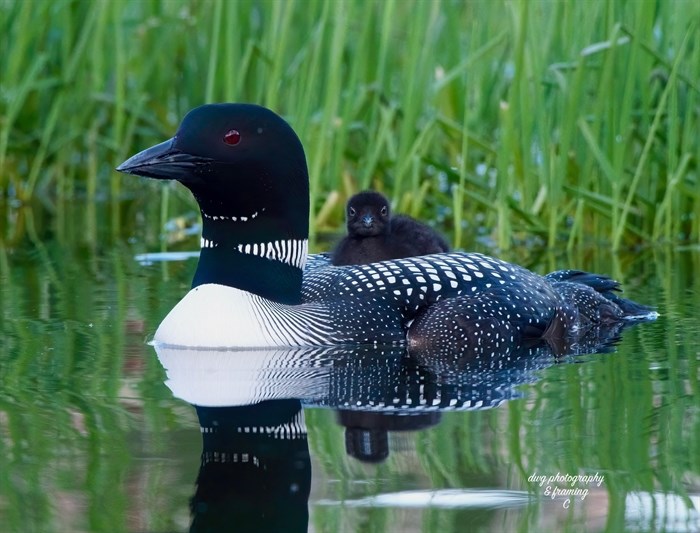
[300,253,655,353]
[302,251,563,344]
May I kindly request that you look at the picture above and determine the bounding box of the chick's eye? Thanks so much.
[223,129,241,145]
[349,207,356,216]
[380,206,388,216]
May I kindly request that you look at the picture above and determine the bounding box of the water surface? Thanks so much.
[1,201,698,532]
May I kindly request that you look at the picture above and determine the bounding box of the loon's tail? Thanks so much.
[545,270,657,320]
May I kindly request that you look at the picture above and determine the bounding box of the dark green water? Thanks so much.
[1,200,698,533]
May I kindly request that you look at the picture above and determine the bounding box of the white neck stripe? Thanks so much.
[199,237,308,269]
[236,238,308,269]
[201,237,218,249]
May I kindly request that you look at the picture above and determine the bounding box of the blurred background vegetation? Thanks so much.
[1,0,699,251]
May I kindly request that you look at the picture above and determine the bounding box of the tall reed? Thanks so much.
[1,0,698,250]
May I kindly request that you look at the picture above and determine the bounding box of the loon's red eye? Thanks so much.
[223,129,241,145]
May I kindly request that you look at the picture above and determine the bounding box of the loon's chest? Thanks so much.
[153,283,270,348]
[154,284,305,348]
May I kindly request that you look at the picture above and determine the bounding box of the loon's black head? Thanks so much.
[117,103,310,244]
[118,104,310,304]
[346,191,391,237]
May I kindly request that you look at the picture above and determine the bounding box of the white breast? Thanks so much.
[153,283,334,348]
[154,284,279,348]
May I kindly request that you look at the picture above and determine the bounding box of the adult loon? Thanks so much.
[332,190,450,266]
[117,103,654,349]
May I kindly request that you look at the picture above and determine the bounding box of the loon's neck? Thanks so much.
[193,208,307,305]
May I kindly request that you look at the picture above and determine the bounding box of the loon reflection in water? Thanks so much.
[156,322,647,531]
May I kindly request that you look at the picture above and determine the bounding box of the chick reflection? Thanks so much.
[190,400,310,533]
[338,410,441,463]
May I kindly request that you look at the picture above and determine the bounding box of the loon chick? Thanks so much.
[116,103,654,349]
[332,191,450,266]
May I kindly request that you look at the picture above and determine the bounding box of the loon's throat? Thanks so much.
[194,214,308,305]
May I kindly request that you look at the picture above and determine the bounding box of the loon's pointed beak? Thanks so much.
[116,137,213,181]
[361,215,374,228]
